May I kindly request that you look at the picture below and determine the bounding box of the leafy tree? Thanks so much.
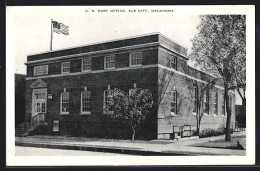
[190,15,246,141]
[192,78,218,135]
[157,63,217,136]
[104,88,153,141]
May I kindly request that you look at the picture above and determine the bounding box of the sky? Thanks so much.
[13,11,200,74]
[9,6,244,105]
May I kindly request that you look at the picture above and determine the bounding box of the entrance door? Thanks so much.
[32,89,47,118]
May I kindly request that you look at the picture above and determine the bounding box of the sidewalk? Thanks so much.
[15,131,246,156]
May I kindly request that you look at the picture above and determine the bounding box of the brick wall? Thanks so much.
[25,67,159,139]
[27,48,158,77]
[157,67,235,138]
[25,33,236,140]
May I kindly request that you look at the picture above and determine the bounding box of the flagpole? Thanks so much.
[50,19,53,51]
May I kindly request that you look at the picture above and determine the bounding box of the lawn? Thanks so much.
[191,134,246,150]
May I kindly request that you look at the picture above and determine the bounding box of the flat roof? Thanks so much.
[27,32,188,57]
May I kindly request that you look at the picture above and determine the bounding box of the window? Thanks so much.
[81,90,91,114]
[35,102,46,113]
[170,91,177,115]
[82,58,91,71]
[192,86,198,114]
[203,90,209,115]
[129,83,141,94]
[105,55,115,69]
[213,91,218,115]
[171,57,177,70]
[35,93,46,99]
[104,90,109,108]
[103,85,115,112]
[130,51,142,66]
[61,62,70,74]
[60,92,69,114]
[34,92,47,113]
[222,93,225,116]
[53,120,59,132]
[34,65,48,75]
[104,90,114,109]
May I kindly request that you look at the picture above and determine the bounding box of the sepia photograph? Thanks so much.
[6,5,255,166]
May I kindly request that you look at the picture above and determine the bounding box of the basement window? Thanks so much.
[53,120,60,132]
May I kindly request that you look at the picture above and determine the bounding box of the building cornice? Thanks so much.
[157,64,225,91]
[158,46,189,60]
[26,64,158,80]
[26,64,234,93]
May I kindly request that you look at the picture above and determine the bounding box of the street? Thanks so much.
[15,146,132,156]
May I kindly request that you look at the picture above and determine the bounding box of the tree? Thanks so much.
[190,15,246,141]
[192,78,218,135]
[104,88,153,141]
[157,57,218,136]
[158,65,217,136]
[232,56,246,106]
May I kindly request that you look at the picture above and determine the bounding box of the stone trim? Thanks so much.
[26,64,158,80]
[25,64,232,93]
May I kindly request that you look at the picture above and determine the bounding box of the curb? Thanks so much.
[15,141,243,156]
[16,142,190,156]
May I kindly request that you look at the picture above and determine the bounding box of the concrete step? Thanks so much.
[15,127,25,130]
[15,122,27,137]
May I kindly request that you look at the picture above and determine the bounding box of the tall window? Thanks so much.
[105,55,115,69]
[222,93,225,116]
[171,57,177,70]
[130,51,142,66]
[61,62,70,74]
[104,90,110,108]
[170,90,177,115]
[34,65,48,76]
[104,90,114,109]
[82,58,91,71]
[60,92,69,114]
[81,90,91,114]
[192,86,198,114]
[213,91,218,115]
[203,90,209,115]
[104,85,115,112]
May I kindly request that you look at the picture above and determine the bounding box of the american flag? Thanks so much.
[52,21,69,35]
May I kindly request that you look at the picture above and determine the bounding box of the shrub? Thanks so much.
[199,127,225,138]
